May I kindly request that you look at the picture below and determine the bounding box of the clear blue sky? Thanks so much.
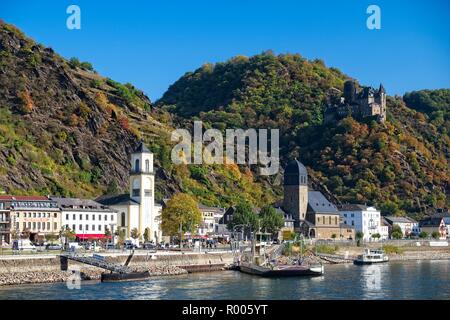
[1,0,449,101]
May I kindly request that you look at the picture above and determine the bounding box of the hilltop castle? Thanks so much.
[324,80,386,124]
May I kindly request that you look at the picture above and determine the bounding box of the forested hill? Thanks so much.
[157,53,450,219]
[0,22,448,218]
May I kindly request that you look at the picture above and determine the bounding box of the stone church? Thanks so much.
[277,159,354,240]
[97,142,162,243]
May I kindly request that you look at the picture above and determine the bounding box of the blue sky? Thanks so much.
[1,0,449,101]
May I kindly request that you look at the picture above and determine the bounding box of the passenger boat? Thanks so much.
[353,248,389,265]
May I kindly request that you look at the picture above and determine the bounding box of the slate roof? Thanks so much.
[384,216,417,224]
[307,191,339,215]
[96,194,140,206]
[133,141,151,154]
[338,204,370,211]
[51,197,116,212]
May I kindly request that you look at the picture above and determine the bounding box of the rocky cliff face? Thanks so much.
[0,22,150,196]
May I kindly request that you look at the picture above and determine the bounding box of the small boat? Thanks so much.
[101,271,150,282]
[353,248,389,265]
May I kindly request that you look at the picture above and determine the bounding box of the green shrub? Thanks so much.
[383,245,403,255]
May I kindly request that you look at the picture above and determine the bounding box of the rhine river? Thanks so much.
[0,260,449,299]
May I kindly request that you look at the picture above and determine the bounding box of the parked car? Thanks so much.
[143,242,156,250]
[46,244,62,250]
[12,239,37,252]
[105,243,116,250]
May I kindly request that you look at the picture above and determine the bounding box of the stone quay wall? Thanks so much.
[0,252,235,286]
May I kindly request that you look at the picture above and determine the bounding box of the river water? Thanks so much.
[0,260,449,300]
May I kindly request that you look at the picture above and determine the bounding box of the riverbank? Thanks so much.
[0,251,234,286]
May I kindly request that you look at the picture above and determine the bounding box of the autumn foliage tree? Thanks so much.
[161,193,202,238]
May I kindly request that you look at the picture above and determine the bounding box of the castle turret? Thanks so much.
[343,80,356,104]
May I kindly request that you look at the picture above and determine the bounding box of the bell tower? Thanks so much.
[129,142,155,238]
[283,159,308,228]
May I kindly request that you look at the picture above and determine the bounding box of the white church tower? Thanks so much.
[129,142,157,240]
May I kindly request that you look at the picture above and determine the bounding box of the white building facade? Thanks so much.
[53,197,117,241]
[339,204,388,241]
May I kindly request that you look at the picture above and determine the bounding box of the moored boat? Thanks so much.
[353,248,389,265]
[238,262,324,277]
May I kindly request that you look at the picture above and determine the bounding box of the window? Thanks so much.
[92,215,95,221]
[80,214,83,220]
[132,189,140,197]
[121,212,126,226]
[111,215,114,221]
[42,222,45,230]
[28,222,31,229]
[16,222,19,230]
[22,222,26,230]
[86,214,89,220]
[145,159,150,172]
[335,217,338,225]
[99,215,102,221]
[66,214,69,220]
[352,221,354,226]
[48,222,51,230]
[54,213,57,218]
[135,159,140,172]
[79,225,82,231]
[323,216,326,224]
[54,222,57,230]
[72,224,75,231]
[73,214,76,220]
[105,215,108,221]
[33,213,36,218]
[37,222,41,230]
[85,225,89,231]
[351,213,354,218]
[98,225,102,231]
[33,222,36,230]
[145,189,151,197]
[38,213,41,218]
[329,217,331,224]
[92,225,95,231]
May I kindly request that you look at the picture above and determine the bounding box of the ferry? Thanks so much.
[353,248,389,265]
[234,232,324,277]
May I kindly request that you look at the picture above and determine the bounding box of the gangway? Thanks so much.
[61,253,133,274]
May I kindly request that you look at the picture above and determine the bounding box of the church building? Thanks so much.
[97,142,162,243]
[281,159,354,240]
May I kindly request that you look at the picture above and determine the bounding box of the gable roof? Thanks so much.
[307,191,339,215]
[385,216,417,224]
[96,194,140,206]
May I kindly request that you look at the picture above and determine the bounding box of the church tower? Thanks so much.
[129,142,155,239]
[283,159,308,228]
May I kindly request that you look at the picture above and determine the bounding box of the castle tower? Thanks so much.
[343,80,357,104]
[377,83,387,122]
[283,159,308,228]
[129,142,155,238]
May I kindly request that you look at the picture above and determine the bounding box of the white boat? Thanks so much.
[354,248,389,265]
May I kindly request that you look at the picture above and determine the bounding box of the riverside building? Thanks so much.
[52,197,117,241]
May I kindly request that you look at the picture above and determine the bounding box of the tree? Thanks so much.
[419,231,428,239]
[431,231,440,239]
[259,205,284,236]
[371,233,381,239]
[227,201,258,238]
[391,225,403,239]
[115,228,126,246]
[131,228,141,240]
[60,227,76,242]
[161,193,202,237]
[331,234,337,239]
[143,227,151,242]
[355,231,364,246]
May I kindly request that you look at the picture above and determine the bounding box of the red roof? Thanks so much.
[0,195,50,201]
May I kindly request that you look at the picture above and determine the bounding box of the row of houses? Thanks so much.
[1,145,448,245]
